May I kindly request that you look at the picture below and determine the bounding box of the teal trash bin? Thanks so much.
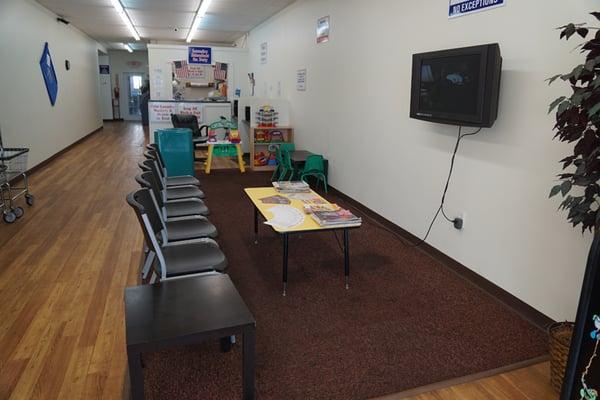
[154,128,195,177]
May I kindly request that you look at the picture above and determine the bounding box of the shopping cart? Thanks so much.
[0,129,34,224]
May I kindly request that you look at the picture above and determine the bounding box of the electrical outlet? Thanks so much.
[453,212,466,230]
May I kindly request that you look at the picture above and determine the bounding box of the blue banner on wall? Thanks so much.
[39,42,58,106]
[449,0,505,18]
[188,47,212,65]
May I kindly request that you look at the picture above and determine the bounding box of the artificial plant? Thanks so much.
[549,12,600,233]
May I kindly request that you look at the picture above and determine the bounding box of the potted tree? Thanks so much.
[548,12,600,400]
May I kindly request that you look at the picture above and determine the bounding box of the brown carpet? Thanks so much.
[143,171,547,400]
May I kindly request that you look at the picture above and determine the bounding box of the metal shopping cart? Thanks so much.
[0,129,34,224]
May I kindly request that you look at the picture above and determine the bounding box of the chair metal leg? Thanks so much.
[141,251,156,280]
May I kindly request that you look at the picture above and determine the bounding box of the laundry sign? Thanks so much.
[188,46,212,65]
[449,0,505,18]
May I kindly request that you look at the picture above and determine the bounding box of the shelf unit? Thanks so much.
[250,126,294,171]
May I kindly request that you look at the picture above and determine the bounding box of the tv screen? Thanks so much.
[410,44,502,127]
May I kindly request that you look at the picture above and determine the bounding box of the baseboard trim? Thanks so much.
[373,355,550,399]
[9,126,103,184]
[328,185,555,332]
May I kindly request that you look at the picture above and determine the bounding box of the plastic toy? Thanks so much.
[207,117,238,143]
[267,152,278,166]
[255,130,267,143]
[229,129,241,144]
[256,105,279,127]
[270,130,284,143]
[254,151,268,167]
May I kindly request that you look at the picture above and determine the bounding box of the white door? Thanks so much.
[123,72,144,121]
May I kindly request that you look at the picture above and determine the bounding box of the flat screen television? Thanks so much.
[410,43,502,128]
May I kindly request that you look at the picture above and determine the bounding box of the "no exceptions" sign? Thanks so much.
[449,0,505,19]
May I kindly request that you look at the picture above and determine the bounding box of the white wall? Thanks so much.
[246,0,597,321]
[107,50,149,120]
[0,0,103,168]
[98,54,113,120]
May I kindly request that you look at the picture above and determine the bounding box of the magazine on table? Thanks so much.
[260,195,291,204]
[272,181,311,193]
[311,208,362,227]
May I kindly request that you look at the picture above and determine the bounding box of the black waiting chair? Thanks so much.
[135,171,210,218]
[171,114,209,145]
[127,188,227,282]
[140,156,205,201]
[145,146,201,188]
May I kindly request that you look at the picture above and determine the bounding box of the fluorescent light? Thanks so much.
[110,0,141,41]
[186,0,213,43]
[123,43,133,53]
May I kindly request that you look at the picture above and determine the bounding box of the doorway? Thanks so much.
[123,72,144,121]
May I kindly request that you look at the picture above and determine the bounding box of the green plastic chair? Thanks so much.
[271,143,296,181]
[300,154,328,193]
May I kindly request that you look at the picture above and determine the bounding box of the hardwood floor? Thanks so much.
[0,121,556,399]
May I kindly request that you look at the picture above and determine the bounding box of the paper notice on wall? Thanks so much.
[260,42,268,64]
[297,69,307,91]
[188,65,208,79]
[317,16,330,44]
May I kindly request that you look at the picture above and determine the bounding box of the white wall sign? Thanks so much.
[149,102,203,123]
[297,69,307,91]
[260,42,268,64]
[449,0,505,18]
[317,16,330,44]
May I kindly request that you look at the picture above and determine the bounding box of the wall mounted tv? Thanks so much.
[410,43,502,128]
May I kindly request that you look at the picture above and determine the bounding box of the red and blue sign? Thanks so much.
[449,0,505,18]
[39,42,58,106]
[188,46,212,65]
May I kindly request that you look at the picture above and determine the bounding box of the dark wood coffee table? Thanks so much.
[125,274,256,400]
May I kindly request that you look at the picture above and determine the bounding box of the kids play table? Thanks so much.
[205,140,246,174]
[244,187,361,296]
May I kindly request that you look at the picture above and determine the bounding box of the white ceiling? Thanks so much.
[36,0,296,49]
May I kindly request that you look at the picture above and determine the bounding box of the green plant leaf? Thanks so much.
[561,180,573,196]
[588,102,600,117]
[586,58,597,71]
[550,184,562,198]
[549,96,566,114]
[546,74,562,85]
[577,28,590,38]
[573,64,585,79]
[557,101,570,116]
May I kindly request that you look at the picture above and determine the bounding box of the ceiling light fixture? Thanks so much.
[186,0,214,43]
[123,43,133,53]
[110,0,141,41]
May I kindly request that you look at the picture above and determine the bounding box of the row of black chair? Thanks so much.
[127,144,228,282]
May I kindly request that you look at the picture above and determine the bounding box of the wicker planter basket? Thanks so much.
[548,321,574,393]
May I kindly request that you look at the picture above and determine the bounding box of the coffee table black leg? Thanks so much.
[253,206,259,244]
[127,349,144,400]
[243,326,256,400]
[282,233,289,296]
[344,228,350,289]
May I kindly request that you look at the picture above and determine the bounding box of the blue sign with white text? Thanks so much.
[449,0,505,18]
[188,47,212,65]
[39,42,58,106]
